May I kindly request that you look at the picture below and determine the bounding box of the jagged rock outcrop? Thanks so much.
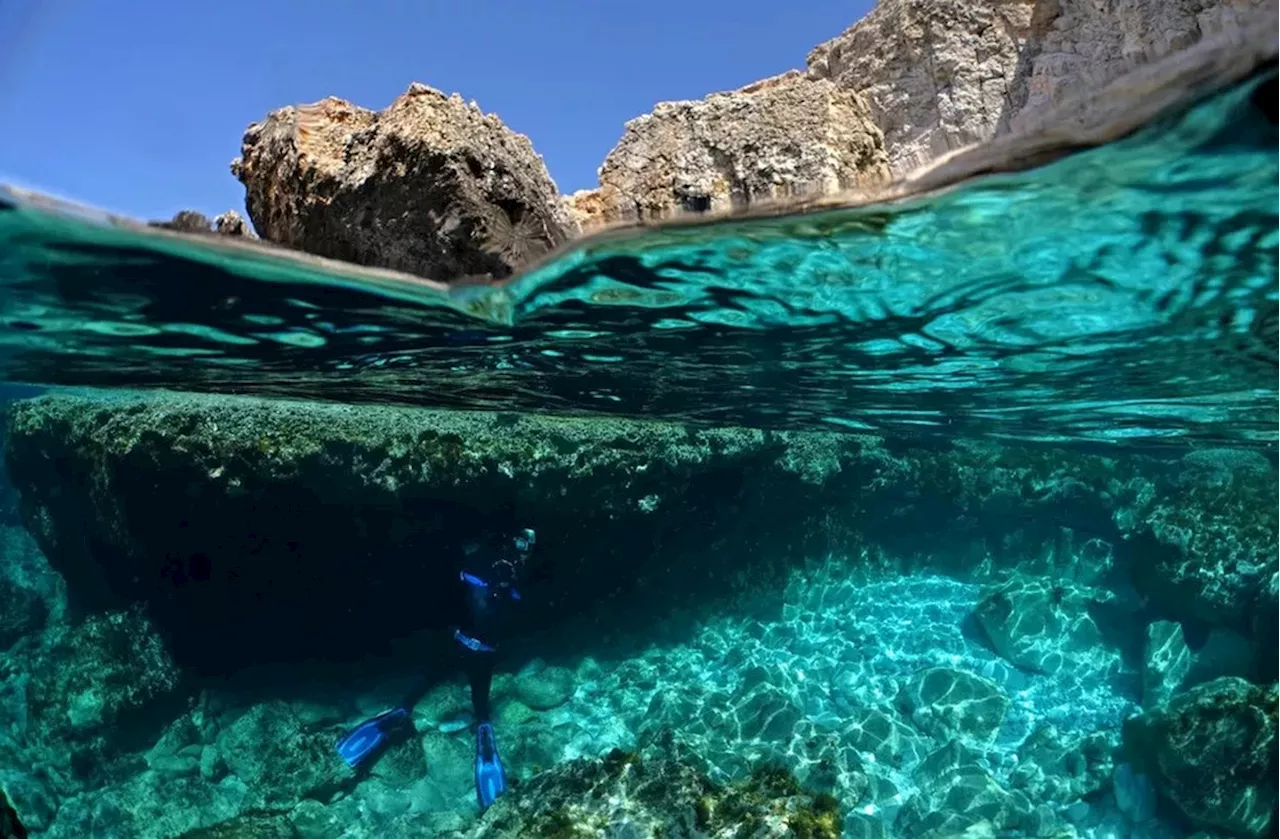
[230,83,579,284]
[571,71,892,227]
[806,0,1272,175]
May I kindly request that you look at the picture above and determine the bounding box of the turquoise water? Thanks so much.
[0,68,1276,447]
[0,63,1275,839]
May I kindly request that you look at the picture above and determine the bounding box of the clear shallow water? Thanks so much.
[0,51,1277,839]
[0,69,1276,447]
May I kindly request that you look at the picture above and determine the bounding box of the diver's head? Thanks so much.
[490,527,535,588]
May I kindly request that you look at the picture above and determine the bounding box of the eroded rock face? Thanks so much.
[807,0,1036,177]
[806,0,1268,175]
[231,83,579,283]
[575,71,891,227]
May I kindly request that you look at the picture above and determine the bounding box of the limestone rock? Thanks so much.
[0,573,45,651]
[231,83,578,283]
[148,210,256,238]
[1009,724,1114,806]
[844,707,927,768]
[973,575,1118,675]
[901,668,1009,750]
[1123,677,1278,837]
[1003,0,1275,136]
[806,0,1269,175]
[39,772,250,839]
[1187,628,1254,686]
[0,526,65,636]
[1,788,26,839]
[1112,762,1157,824]
[513,659,576,711]
[175,813,298,838]
[580,71,891,226]
[0,389,871,673]
[1141,620,1193,710]
[897,739,1034,839]
[807,0,1036,176]
[1252,572,1279,682]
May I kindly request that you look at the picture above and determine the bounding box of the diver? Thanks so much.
[333,522,536,810]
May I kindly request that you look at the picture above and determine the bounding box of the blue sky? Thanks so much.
[0,0,873,224]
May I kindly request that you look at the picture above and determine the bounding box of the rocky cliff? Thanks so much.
[226,0,1273,266]
[567,71,892,226]
[806,0,1273,176]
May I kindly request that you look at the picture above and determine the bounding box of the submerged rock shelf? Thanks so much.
[0,388,1276,838]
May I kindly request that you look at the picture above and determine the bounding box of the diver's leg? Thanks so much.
[465,650,495,723]
[465,648,506,808]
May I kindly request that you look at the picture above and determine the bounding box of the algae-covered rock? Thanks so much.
[175,812,299,838]
[1137,468,1278,628]
[449,747,844,839]
[19,605,181,783]
[973,574,1118,676]
[1123,677,1278,837]
[2,389,877,672]
[215,702,354,809]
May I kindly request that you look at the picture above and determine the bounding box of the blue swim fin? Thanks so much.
[335,707,409,768]
[474,722,507,809]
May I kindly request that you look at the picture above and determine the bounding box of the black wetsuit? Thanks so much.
[452,540,525,722]
[396,529,527,723]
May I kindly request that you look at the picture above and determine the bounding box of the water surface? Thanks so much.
[0,67,1275,448]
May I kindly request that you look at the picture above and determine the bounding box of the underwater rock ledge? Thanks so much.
[3,388,1276,681]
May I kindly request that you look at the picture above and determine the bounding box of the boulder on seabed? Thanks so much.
[973,573,1119,676]
[1141,620,1192,710]
[1123,677,1278,838]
